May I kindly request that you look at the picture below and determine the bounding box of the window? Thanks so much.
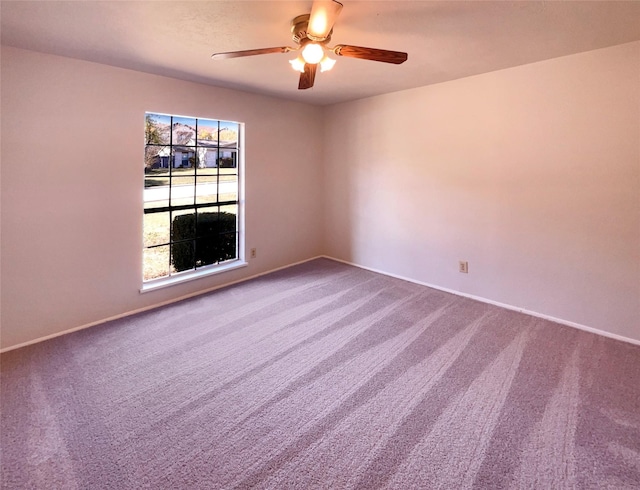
[143,113,242,285]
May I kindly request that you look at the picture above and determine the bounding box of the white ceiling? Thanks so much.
[2,1,640,106]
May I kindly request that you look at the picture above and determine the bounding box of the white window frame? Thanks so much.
[141,113,246,292]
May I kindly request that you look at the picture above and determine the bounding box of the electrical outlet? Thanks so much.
[459,261,468,273]
[250,248,257,259]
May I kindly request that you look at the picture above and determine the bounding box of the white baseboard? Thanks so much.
[323,255,640,347]
[0,256,324,354]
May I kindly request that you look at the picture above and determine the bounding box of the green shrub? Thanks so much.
[171,212,237,271]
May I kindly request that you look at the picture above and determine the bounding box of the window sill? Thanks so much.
[140,260,248,293]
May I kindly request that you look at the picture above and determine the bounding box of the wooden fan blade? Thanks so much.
[298,63,318,90]
[307,0,343,41]
[333,45,408,64]
[211,47,290,60]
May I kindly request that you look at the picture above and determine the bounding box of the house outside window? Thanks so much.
[143,113,243,286]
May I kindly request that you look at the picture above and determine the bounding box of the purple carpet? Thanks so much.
[2,258,639,488]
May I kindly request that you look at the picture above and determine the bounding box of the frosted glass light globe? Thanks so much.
[289,57,306,73]
[320,56,336,72]
[301,43,324,64]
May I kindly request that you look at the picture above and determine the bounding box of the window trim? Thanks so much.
[140,259,248,293]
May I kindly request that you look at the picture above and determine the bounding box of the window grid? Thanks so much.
[143,113,240,282]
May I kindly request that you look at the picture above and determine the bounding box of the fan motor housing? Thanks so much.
[291,14,332,45]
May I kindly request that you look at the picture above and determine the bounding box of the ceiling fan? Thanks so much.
[211,0,408,90]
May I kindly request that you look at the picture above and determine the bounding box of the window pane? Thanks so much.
[196,176,218,205]
[145,146,171,174]
[144,211,170,247]
[171,241,195,273]
[196,147,219,175]
[144,192,169,210]
[170,176,195,206]
[195,237,218,268]
[193,208,235,268]
[219,173,237,203]
[220,121,239,147]
[145,147,171,210]
[197,119,219,145]
[170,149,196,173]
[172,117,196,146]
[220,205,238,261]
[194,208,217,268]
[146,114,170,145]
[144,245,170,281]
[197,166,218,176]
[171,209,196,274]
[171,209,196,241]
[196,208,220,239]
[217,232,238,263]
[219,204,238,227]
[218,147,237,168]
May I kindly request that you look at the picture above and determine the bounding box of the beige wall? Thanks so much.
[324,42,640,342]
[1,46,324,349]
[2,41,639,350]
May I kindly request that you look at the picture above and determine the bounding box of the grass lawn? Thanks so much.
[143,210,171,281]
[145,167,237,187]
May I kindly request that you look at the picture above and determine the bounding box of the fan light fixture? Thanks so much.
[212,0,408,90]
[301,43,324,64]
[290,44,336,73]
[319,56,336,72]
[289,56,306,73]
